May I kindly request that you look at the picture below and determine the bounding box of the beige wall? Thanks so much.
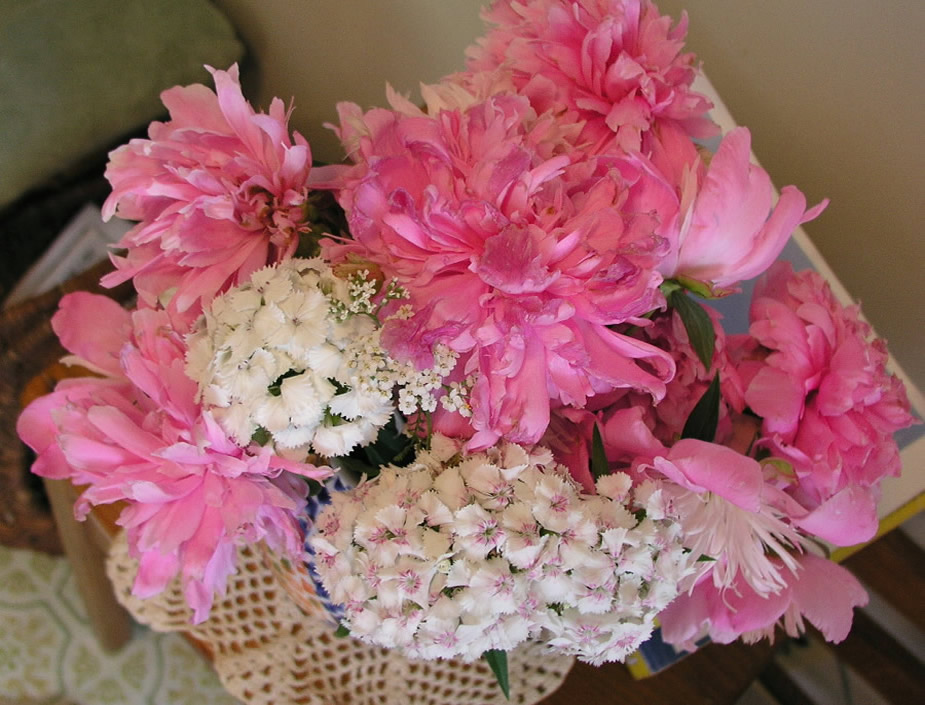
[214,0,923,391]
[212,1,485,161]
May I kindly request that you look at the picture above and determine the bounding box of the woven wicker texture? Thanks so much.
[106,533,574,705]
[2,261,134,554]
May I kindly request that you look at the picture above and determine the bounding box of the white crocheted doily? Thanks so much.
[106,534,574,705]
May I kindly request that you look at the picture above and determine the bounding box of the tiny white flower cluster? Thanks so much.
[439,377,474,418]
[185,259,452,458]
[341,330,458,418]
[328,269,398,322]
[310,436,697,664]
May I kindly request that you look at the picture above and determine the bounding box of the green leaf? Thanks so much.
[305,478,325,497]
[349,415,417,475]
[681,375,721,443]
[668,289,715,371]
[250,427,271,446]
[483,650,510,700]
[590,423,609,481]
[334,623,350,638]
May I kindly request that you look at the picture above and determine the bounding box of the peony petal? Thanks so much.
[745,367,805,438]
[86,405,162,458]
[133,550,180,598]
[719,579,791,642]
[795,485,879,546]
[664,438,764,511]
[790,554,867,643]
[59,434,135,471]
[52,293,131,377]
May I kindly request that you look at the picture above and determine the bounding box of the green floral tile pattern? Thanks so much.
[0,606,67,698]
[0,544,240,704]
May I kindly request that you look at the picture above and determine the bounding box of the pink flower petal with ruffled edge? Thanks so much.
[713,579,791,644]
[602,406,664,460]
[158,82,230,134]
[85,405,162,458]
[662,552,867,648]
[17,391,82,477]
[658,438,763,511]
[675,128,826,291]
[52,293,131,377]
[208,65,267,163]
[58,434,138,472]
[133,550,181,599]
[657,576,712,650]
[135,489,207,556]
[790,553,867,643]
[744,366,805,437]
[794,485,879,546]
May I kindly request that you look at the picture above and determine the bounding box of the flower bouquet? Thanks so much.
[18,0,918,697]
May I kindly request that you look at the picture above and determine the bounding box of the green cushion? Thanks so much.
[0,0,244,210]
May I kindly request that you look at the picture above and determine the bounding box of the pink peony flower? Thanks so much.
[324,93,679,448]
[738,262,917,544]
[648,439,808,596]
[17,293,330,622]
[574,414,872,646]
[541,301,746,490]
[659,552,868,648]
[656,128,827,293]
[466,0,717,154]
[101,64,315,331]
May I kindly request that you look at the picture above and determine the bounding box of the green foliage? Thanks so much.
[681,375,721,443]
[590,422,609,481]
[668,287,715,371]
[482,650,510,700]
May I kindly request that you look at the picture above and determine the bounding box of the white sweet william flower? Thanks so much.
[595,472,633,502]
[310,418,377,457]
[185,258,454,459]
[309,434,698,665]
[454,504,504,559]
[542,611,658,666]
[499,503,545,569]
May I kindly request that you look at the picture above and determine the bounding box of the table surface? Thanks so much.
[541,641,772,705]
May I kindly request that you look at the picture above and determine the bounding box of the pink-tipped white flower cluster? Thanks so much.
[311,436,697,664]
